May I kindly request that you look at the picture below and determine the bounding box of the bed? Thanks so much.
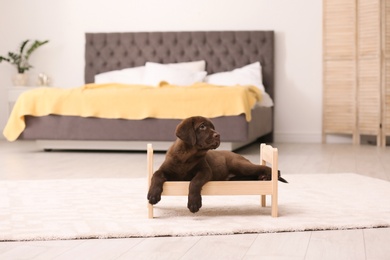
[6,31,275,151]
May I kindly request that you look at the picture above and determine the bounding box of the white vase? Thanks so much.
[13,73,29,86]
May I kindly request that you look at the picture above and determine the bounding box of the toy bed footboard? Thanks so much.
[147,143,279,218]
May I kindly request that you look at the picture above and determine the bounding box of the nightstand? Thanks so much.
[7,86,39,115]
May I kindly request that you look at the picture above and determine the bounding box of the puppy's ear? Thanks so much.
[176,118,196,145]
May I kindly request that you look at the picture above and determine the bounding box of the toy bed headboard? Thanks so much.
[85,31,274,98]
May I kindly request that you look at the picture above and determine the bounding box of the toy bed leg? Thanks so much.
[260,143,279,217]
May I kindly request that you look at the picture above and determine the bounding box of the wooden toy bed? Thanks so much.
[147,143,279,218]
[14,31,275,151]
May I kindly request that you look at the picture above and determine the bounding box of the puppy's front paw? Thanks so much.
[187,194,202,213]
[147,188,162,205]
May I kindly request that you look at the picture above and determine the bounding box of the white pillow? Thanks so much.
[143,62,207,86]
[165,60,206,72]
[204,62,273,107]
[94,60,206,84]
[204,62,265,92]
[94,66,145,84]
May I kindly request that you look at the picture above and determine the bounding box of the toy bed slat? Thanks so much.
[162,181,273,196]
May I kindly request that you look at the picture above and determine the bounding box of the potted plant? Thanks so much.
[0,39,49,86]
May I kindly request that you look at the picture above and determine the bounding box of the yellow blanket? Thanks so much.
[3,82,262,141]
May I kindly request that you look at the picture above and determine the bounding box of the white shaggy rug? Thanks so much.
[1,173,390,241]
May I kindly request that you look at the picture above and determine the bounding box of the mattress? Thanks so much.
[20,106,272,143]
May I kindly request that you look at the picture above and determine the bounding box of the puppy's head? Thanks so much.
[176,116,220,150]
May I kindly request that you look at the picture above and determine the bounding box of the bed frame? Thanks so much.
[19,31,275,151]
[147,143,279,218]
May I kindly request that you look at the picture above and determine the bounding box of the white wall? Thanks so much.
[0,0,323,143]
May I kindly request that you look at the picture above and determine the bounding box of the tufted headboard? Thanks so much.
[85,31,274,99]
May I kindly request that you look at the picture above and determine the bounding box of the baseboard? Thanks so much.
[274,132,322,143]
[274,132,357,144]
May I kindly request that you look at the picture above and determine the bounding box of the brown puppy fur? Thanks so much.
[147,116,287,213]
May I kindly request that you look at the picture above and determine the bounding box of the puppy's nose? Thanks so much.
[213,132,220,139]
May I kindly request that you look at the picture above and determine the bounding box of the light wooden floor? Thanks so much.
[0,140,389,260]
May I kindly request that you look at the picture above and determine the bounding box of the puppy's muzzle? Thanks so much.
[212,132,221,149]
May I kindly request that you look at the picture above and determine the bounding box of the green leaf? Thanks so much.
[19,40,30,55]
[7,52,21,65]
[0,56,11,63]
[25,40,49,59]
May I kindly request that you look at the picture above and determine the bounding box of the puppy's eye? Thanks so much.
[199,123,206,130]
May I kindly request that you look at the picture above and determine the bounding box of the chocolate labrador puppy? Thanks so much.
[147,116,288,213]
